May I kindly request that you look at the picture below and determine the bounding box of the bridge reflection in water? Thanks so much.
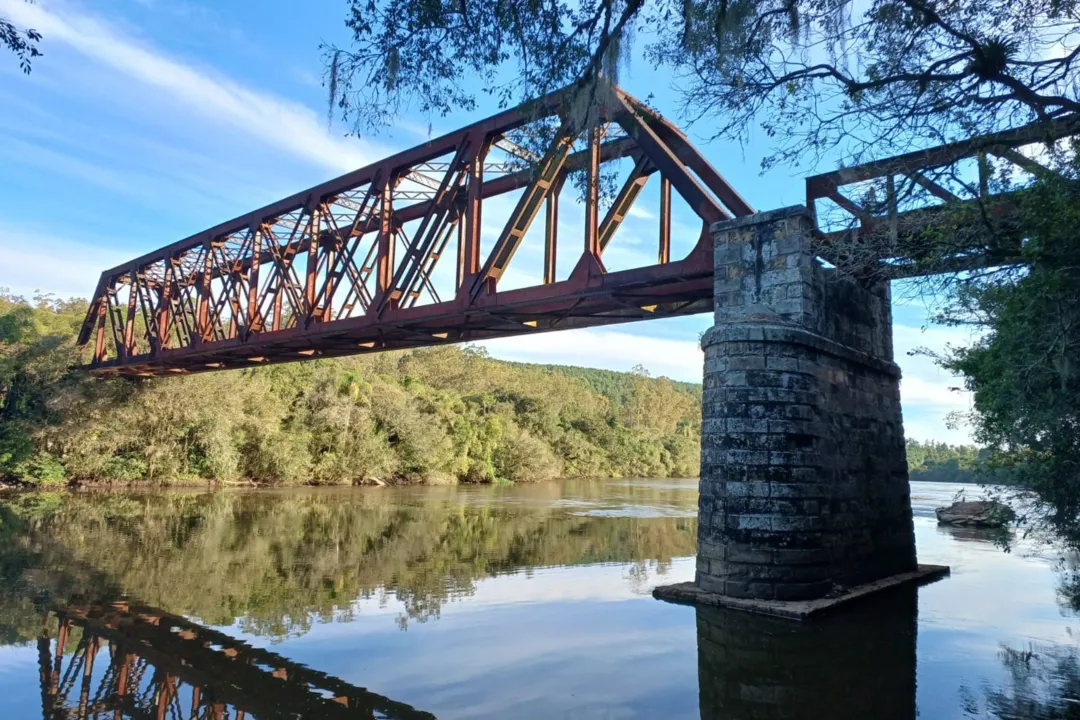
[35,589,918,720]
[696,588,918,719]
[37,601,435,720]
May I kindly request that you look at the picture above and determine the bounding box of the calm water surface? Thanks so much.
[0,479,1077,719]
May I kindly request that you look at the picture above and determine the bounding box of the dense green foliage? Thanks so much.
[906,440,1022,487]
[0,484,697,643]
[906,440,981,484]
[937,167,1080,545]
[0,293,700,487]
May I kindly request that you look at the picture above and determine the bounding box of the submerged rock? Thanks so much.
[935,500,1015,528]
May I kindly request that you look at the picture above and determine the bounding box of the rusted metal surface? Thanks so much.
[76,80,752,377]
[77,80,1070,375]
[805,114,1080,276]
[39,601,435,720]
[806,115,1080,202]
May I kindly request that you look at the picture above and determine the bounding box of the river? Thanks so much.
[0,479,1076,719]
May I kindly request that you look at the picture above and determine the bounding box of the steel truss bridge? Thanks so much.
[39,601,433,720]
[75,79,1078,377]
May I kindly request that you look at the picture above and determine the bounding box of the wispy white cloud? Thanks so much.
[900,375,970,409]
[0,223,131,299]
[891,323,978,441]
[903,413,974,446]
[0,0,376,172]
[0,135,148,199]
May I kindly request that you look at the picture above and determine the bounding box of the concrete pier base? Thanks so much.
[659,205,945,616]
[654,563,948,620]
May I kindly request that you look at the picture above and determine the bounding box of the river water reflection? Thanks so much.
[0,479,1076,718]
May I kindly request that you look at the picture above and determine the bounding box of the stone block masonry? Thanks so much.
[693,205,917,602]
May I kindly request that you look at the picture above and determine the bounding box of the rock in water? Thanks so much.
[935,500,1015,528]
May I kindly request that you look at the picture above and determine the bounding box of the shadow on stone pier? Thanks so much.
[696,586,918,719]
[673,205,950,613]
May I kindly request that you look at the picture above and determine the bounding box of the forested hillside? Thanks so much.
[906,440,1016,485]
[0,293,701,486]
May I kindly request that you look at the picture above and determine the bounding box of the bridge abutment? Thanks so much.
[656,206,946,616]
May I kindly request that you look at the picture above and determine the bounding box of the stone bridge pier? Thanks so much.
[656,206,947,617]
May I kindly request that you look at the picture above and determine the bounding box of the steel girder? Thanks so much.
[76,80,753,377]
[805,114,1080,277]
[40,601,434,719]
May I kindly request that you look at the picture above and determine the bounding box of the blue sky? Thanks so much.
[0,0,979,443]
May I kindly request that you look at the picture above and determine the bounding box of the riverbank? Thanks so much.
[0,469,683,491]
[2,294,1002,492]
[1,294,701,489]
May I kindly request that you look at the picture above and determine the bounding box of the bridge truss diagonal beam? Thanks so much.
[76,79,754,377]
[41,601,435,720]
[805,114,1080,277]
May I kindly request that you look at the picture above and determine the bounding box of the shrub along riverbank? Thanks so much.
[0,293,701,487]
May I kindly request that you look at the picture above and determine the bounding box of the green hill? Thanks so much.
[0,292,701,487]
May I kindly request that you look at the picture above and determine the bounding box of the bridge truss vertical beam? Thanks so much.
[76,79,756,376]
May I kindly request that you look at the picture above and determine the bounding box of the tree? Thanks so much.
[324,0,1080,165]
[323,0,1080,545]
[938,161,1080,546]
[0,293,703,487]
[2,1,41,74]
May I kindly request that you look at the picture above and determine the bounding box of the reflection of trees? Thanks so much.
[1059,573,1080,614]
[958,640,1080,719]
[1057,551,1080,613]
[0,485,697,643]
[695,588,918,720]
[624,559,673,596]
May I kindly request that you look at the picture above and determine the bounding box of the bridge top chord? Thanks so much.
[75,75,1077,377]
[75,79,753,377]
[805,114,1080,278]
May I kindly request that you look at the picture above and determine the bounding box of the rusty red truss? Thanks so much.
[73,81,751,379]
[75,80,753,377]
[805,114,1080,277]
[41,601,433,719]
